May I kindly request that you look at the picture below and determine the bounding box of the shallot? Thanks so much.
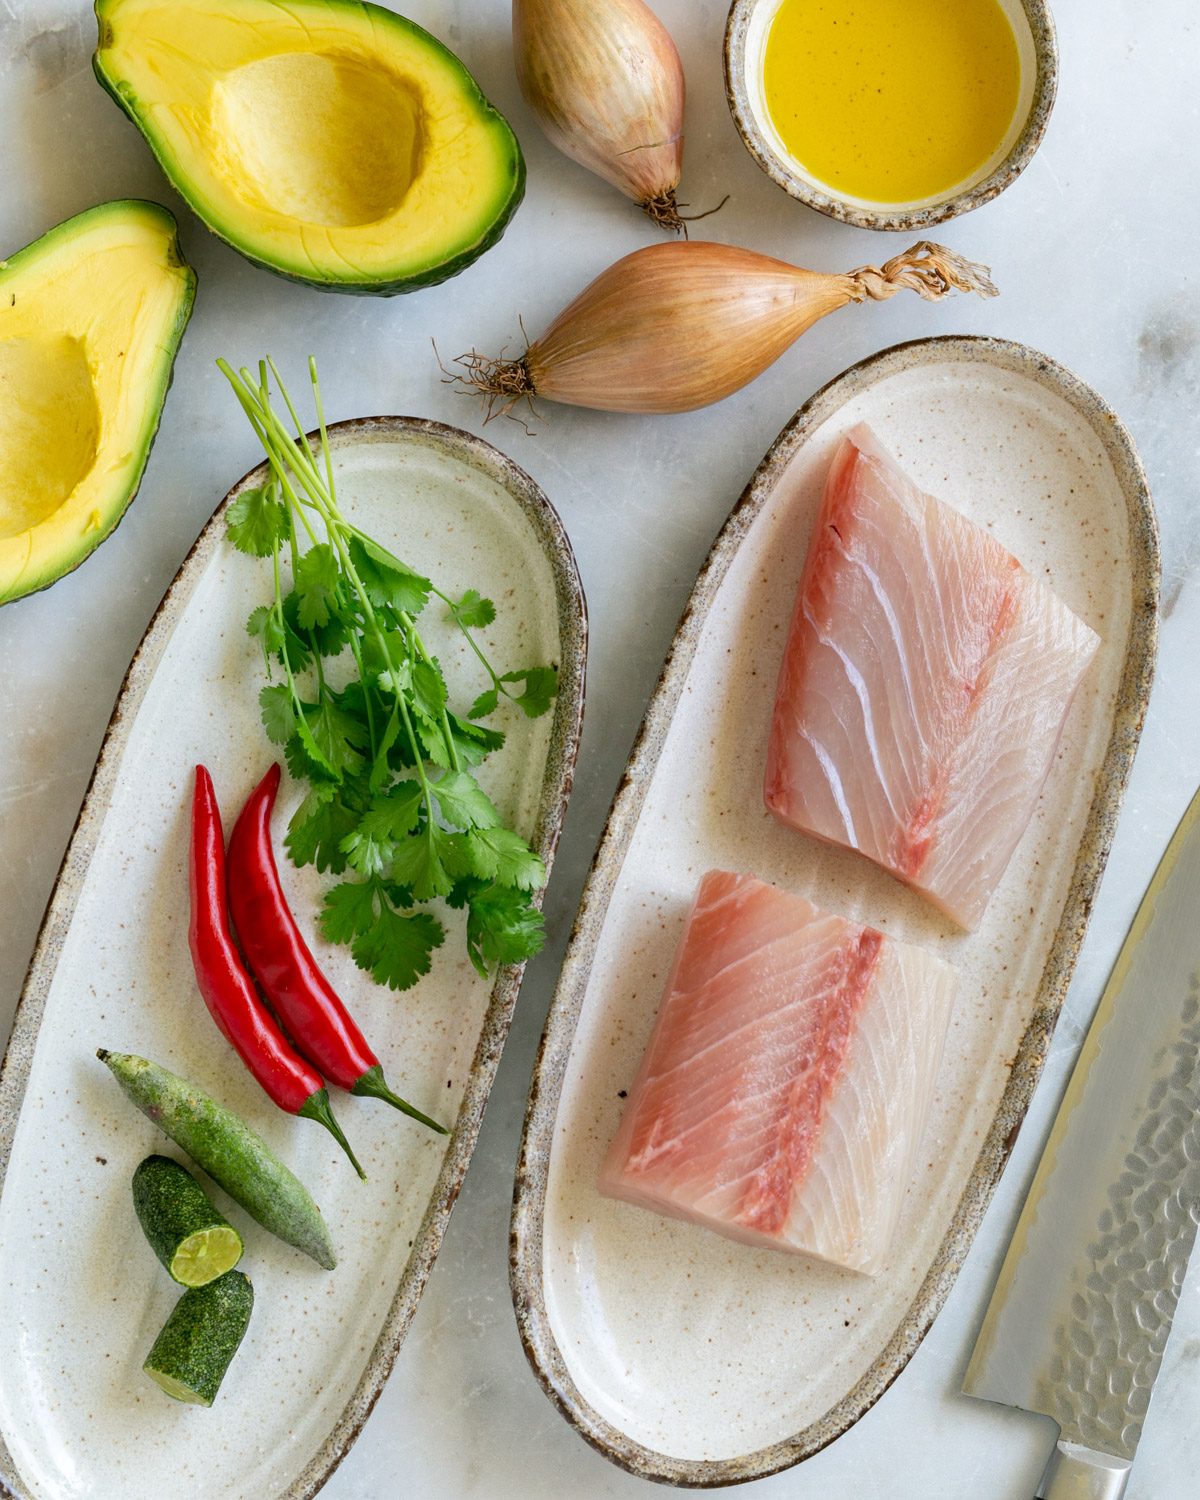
[513,0,689,230]
[453,240,998,417]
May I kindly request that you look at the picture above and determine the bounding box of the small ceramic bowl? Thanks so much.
[723,0,1058,231]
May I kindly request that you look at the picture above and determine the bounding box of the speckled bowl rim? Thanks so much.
[723,0,1059,231]
[509,336,1159,1487]
[0,417,587,1500]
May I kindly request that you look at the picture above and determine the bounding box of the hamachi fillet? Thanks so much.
[764,425,1100,930]
[598,870,955,1275]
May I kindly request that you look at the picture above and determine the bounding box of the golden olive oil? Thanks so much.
[762,0,1022,205]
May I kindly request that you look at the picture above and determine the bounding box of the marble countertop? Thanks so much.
[2,1,1198,1495]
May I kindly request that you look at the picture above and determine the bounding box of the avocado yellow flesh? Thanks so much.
[94,0,526,296]
[0,335,100,540]
[0,200,196,606]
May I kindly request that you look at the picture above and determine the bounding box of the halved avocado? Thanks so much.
[93,0,526,296]
[0,200,196,606]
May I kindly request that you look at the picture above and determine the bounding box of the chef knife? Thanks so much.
[963,785,1200,1500]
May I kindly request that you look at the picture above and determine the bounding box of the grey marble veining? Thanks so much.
[2,0,1199,1496]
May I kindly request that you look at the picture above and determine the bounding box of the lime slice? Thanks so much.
[169,1225,244,1288]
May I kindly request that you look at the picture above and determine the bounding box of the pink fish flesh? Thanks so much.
[764,425,1101,930]
[598,870,956,1274]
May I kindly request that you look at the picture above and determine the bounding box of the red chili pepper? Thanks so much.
[188,764,366,1179]
[226,764,446,1136]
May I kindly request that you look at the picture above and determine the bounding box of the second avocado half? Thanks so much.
[94,0,525,296]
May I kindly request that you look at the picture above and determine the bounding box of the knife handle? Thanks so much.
[1037,1441,1132,1500]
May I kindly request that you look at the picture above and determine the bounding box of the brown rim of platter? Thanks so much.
[0,416,588,1500]
[723,0,1059,231]
[508,336,1160,1487]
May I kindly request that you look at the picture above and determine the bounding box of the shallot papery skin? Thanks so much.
[513,0,686,228]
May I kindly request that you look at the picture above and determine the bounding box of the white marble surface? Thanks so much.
[1,1,1197,1496]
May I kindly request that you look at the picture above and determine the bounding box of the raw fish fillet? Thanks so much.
[764,425,1100,930]
[599,870,955,1275]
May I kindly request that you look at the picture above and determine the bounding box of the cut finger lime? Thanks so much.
[133,1155,244,1286]
[144,1271,254,1407]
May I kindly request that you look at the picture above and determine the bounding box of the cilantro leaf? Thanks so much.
[390,824,454,901]
[380,880,416,910]
[446,875,480,911]
[303,696,364,780]
[464,826,546,890]
[465,886,545,976]
[338,780,424,876]
[246,604,285,662]
[377,779,425,837]
[339,823,393,879]
[279,621,314,674]
[369,707,402,793]
[352,904,444,991]
[294,544,340,630]
[319,880,379,945]
[361,631,412,695]
[468,687,499,719]
[282,589,348,661]
[450,589,496,629]
[295,714,337,780]
[260,683,296,745]
[500,665,559,719]
[432,771,501,831]
[447,712,505,767]
[438,831,476,881]
[227,483,289,557]
[377,659,412,698]
[284,728,329,784]
[286,783,358,873]
[412,704,452,769]
[349,536,431,617]
[411,660,447,719]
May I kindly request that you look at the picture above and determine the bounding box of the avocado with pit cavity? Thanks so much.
[0,200,195,605]
[93,0,525,296]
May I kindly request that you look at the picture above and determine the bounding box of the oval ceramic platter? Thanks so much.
[510,337,1158,1486]
[0,417,585,1500]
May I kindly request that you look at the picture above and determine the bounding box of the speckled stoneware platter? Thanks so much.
[510,337,1158,1486]
[0,417,585,1500]
[724,0,1058,231]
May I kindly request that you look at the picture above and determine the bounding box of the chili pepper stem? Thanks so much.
[298,1090,367,1181]
[351,1066,449,1136]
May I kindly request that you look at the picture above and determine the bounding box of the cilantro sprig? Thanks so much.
[218,356,557,991]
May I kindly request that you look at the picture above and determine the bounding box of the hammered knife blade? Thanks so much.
[963,785,1200,1500]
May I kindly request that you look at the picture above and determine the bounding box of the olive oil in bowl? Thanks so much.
[760,0,1026,209]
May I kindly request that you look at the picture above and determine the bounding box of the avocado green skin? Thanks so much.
[0,199,196,606]
[143,1270,254,1406]
[132,1154,243,1285]
[99,1051,337,1269]
[92,0,526,297]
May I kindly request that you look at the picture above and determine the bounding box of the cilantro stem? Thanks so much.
[236,361,443,826]
[308,353,339,502]
[433,585,513,709]
[220,365,324,547]
[271,545,306,732]
[265,357,331,498]
[348,632,379,762]
[402,609,460,773]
